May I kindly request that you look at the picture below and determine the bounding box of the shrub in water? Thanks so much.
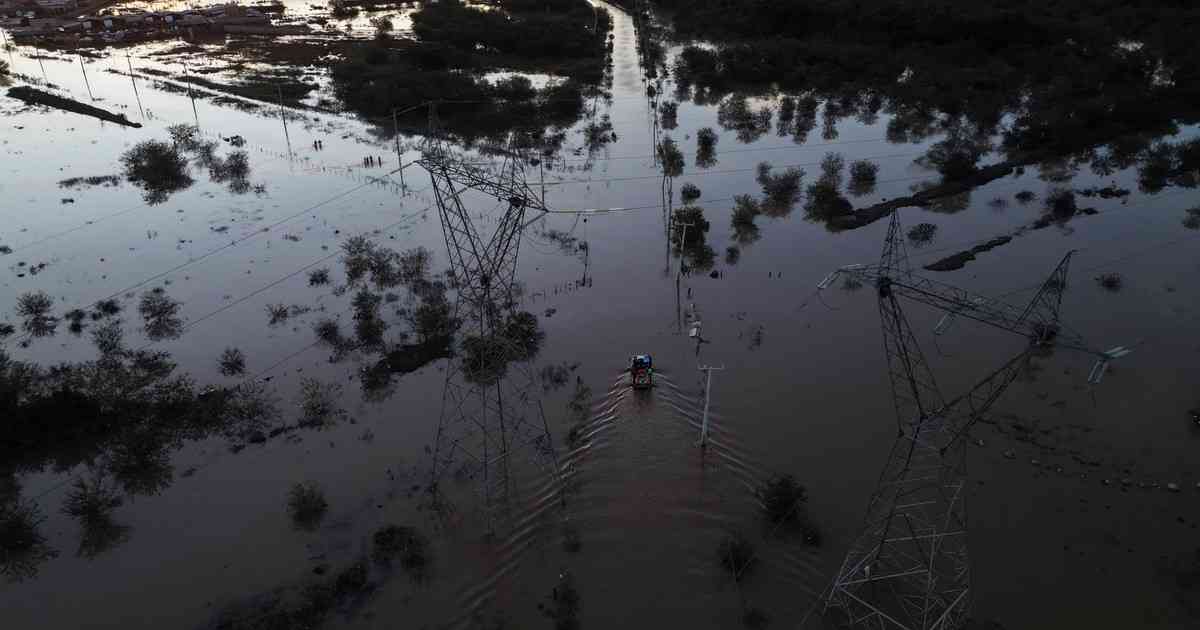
[672,206,711,247]
[907,223,938,247]
[758,474,807,527]
[717,531,756,578]
[696,127,719,168]
[657,137,685,177]
[0,500,57,581]
[756,162,805,214]
[372,524,430,580]
[680,182,701,203]
[120,140,193,204]
[219,347,246,376]
[1095,272,1123,292]
[848,159,879,196]
[287,481,328,530]
[818,152,845,190]
[1045,187,1077,219]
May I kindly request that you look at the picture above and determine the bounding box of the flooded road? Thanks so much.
[3,2,1200,629]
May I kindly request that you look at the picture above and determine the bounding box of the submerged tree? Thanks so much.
[120,140,193,205]
[907,223,938,247]
[1183,206,1200,230]
[680,182,701,203]
[848,159,879,196]
[717,95,772,143]
[298,379,346,429]
[138,288,183,341]
[219,347,246,376]
[62,475,130,558]
[372,524,430,580]
[672,206,711,248]
[460,311,544,384]
[659,100,679,130]
[16,291,57,337]
[756,162,805,216]
[287,481,328,531]
[657,136,685,177]
[730,195,761,244]
[696,127,719,168]
[1045,187,1078,222]
[717,531,756,578]
[818,152,846,190]
[0,499,57,582]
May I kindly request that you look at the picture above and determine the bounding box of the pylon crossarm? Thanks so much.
[417,157,547,212]
[845,265,1098,355]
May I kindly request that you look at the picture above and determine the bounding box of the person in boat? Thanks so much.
[629,354,653,388]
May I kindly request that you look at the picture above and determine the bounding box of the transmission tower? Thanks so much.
[418,138,560,533]
[818,211,1097,630]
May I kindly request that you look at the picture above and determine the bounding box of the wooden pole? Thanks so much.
[697,365,725,447]
[392,108,405,191]
[277,83,292,158]
[78,54,94,101]
[126,53,144,119]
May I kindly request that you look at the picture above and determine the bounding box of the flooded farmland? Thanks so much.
[2,1,1200,628]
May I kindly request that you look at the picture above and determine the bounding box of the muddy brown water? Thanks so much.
[3,3,1200,629]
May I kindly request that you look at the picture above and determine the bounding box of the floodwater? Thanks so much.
[3,3,1200,629]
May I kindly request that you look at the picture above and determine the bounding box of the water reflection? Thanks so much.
[118,125,255,205]
[0,321,284,579]
[419,152,561,532]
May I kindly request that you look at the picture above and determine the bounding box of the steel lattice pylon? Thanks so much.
[820,211,1091,629]
[419,146,560,532]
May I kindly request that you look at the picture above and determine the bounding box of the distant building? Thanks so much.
[33,0,77,13]
[0,0,35,13]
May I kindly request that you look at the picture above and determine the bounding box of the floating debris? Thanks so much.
[1095,272,1124,292]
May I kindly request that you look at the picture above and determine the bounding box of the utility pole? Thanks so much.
[277,83,291,159]
[78,54,94,101]
[183,62,199,130]
[392,107,405,191]
[696,364,725,447]
[675,221,695,264]
[126,53,144,119]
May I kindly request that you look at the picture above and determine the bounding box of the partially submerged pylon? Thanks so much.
[418,136,561,532]
[819,210,1114,629]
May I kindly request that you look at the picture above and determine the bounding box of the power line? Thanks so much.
[6,168,403,347]
[25,207,433,504]
[537,151,924,187]
[4,144,313,256]
[133,206,431,352]
[463,135,898,166]
[88,166,403,307]
[540,172,956,214]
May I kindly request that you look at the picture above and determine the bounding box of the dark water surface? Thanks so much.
[3,3,1200,629]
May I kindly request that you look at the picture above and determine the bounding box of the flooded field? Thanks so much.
[3,2,1200,628]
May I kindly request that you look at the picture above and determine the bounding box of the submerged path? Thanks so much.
[7,85,143,128]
